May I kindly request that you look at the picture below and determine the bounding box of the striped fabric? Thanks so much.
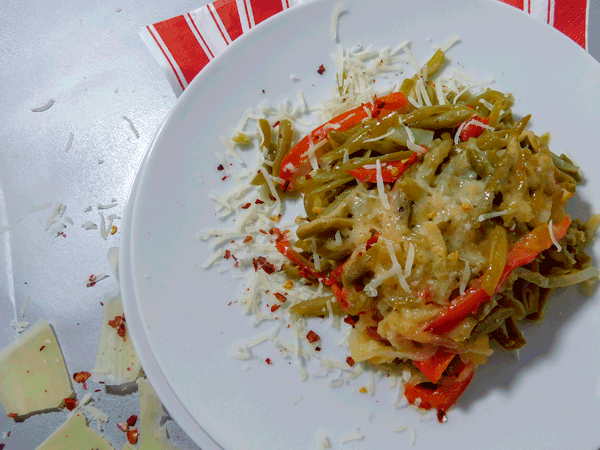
[141,0,590,96]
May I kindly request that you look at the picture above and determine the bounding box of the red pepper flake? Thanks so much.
[269,194,276,201]
[243,236,253,243]
[270,304,280,312]
[253,256,276,274]
[127,414,138,427]
[73,371,91,384]
[262,89,266,94]
[221,176,227,181]
[306,330,320,343]
[346,356,355,367]
[64,398,78,411]
[7,413,18,420]
[273,120,280,128]
[315,346,321,351]
[108,315,123,329]
[117,323,126,338]
[437,409,448,423]
[217,164,224,171]
[127,428,139,445]
[317,64,326,74]
[39,345,46,351]
[224,250,231,259]
[343,315,359,327]
[274,293,287,303]
[100,301,104,306]
[0,443,5,450]
[95,389,101,392]
[118,422,129,432]
[255,199,265,204]
[265,358,272,365]
[241,202,252,209]
[259,229,268,235]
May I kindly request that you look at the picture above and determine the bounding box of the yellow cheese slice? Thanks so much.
[91,292,142,386]
[0,319,73,417]
[137,377,181,450]
[36,412,114,450]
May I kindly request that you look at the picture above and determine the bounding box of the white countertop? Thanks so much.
[1,0,599,448]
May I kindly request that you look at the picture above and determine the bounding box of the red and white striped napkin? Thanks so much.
[141,0,590,96]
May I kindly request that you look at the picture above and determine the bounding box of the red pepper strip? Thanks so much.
[423,215,572,335]
[275,237,330,284]
[279,92,408,190]
[413,348,457,384]
[460,116,489,141]
[404,362,475,412]
[347,152,421,183]
[365,232,380,250]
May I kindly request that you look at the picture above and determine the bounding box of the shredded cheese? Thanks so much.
[375,159,390,210]
[548,219,562,252]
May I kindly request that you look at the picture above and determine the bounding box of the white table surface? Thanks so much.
[1,0,599,449]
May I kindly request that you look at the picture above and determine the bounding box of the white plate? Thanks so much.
[121,0,600,448]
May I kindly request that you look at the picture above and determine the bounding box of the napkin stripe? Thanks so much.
[143,25,187,93]
[143,0,590,96]
[154,16,211,85]
[186,13,215,58]
[554,0,587,47]
[212,0,243,41]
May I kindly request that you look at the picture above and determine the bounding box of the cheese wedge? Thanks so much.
[36,412,114,450]
[0,319,73,417]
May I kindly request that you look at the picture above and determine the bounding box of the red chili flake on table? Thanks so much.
[270,304,280,312]
[317,64,326,74]
[265,358,272,365]
[221,176,227,181]
[306,330,320,343]
[437,409,448,423]
[126,414,138,427]
[118,422,129,432]
[39,345,45,351]
[64,398,78,411]
[127,428,139,445]
[224,250,231,259]
[73,371,91,384]
[241,202,252,209]
[274,293,287,303]
[217,164,224,171]
[346,356,355,367]
[243,236,253,243]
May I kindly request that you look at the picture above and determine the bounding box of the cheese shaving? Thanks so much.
[30,99,55,112]
[548,219,562,252]
[330,2,344,41]
[375,159,390,210]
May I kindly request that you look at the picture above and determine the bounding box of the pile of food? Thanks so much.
[205,44,599,419]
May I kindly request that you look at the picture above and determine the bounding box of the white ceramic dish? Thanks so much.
[121,0,600,448]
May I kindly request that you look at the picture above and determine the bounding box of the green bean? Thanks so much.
[467,147,492,178]
[296,217,354,240]
[289,296,342,317]
[272,119,293,177]
[401,104,474,129]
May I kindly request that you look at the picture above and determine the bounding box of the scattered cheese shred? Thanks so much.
[30,99,55,112]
